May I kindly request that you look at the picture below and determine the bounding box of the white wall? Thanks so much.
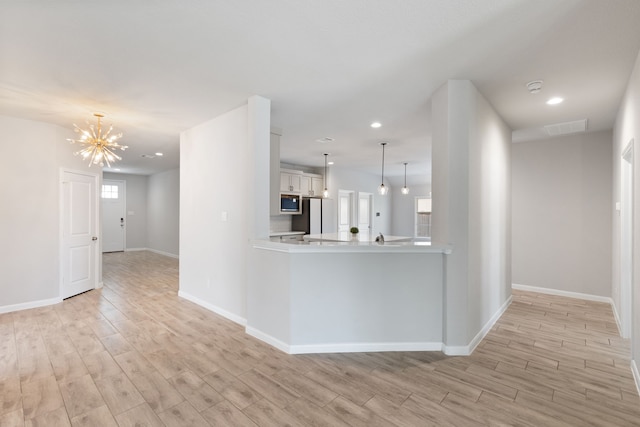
[390,184,431,237]
[512,131,613,297]
[613,48,640,381]
[0,115,94,309]
[180,97,270,323]
[147,168,180,256]
[103,172,148,250]
[431,80,512,350]
[325,166,392,235]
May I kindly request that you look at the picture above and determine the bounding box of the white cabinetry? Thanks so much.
[280,170,301,192]
[299,174,324,197]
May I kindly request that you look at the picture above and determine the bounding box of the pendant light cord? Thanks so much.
[381,143,386,184]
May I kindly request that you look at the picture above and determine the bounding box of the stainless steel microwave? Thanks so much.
[280,193,302,214]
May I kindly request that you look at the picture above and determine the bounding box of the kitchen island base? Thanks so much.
[248,241,449,354]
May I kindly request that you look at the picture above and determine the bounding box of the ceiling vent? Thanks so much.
[544,119,588,137]
[526,80,543,94]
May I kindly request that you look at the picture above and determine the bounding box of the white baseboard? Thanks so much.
[123,247,179,259]
[246,325,442,354]
[245,326,291,353]
[632,360,640,397]
[631,360,640,394]
[443,295,513,356]
[146,248,179,259]
[0,296,62,314]
[289,341,443,355]
[611,300,623,337]
[178,290,246,326]
[512,283,613,304]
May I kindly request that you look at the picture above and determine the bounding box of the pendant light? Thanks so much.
[322,153,330,198]
[378,142,388,195]
[401,162,410,195]
[68,113,127,167]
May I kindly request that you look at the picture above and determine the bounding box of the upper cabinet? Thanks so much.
[300,174,324,197]
[280,169,324,197]
[280,170,302,192]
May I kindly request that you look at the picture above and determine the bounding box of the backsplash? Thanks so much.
[270,215,292,233]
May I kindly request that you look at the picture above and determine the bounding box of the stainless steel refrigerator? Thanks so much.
[292,198,336,235]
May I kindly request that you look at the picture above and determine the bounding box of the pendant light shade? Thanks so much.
[401,162,410,195]
[322,153,330,198]
[378,142,388,195]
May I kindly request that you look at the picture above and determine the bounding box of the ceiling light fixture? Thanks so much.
[401,162,410,195]
[371,122,382,128]
[68,113,127,167]
[323,153,330,198]
[378,142,388,196]
[546,97,564,105]
[155,152,164,156]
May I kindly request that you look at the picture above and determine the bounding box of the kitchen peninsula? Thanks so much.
[247,238,451,354]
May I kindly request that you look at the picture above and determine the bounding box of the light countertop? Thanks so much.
[269,231,306,237]
[304,232,413,243]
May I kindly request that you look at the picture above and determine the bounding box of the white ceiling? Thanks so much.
[2,0,640,185]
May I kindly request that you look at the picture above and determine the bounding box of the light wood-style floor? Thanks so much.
[1,251,639,426]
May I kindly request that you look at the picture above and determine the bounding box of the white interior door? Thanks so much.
[101,179,126,252]
[358,192,373,234]
[338,190,354,232]
[61,170,98,299]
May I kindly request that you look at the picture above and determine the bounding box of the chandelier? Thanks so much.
[68,113,127,167]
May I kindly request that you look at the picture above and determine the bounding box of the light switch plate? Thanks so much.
[221,211,228,222]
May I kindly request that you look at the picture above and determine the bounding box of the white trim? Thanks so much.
[631,360,640,397]
[442,295,513,356]
[0,297,62,314]
[289,342,443,355]
[178,290,247,326]
[147,248,179,259]
[512,283,613,304]
[245,327,291,353]
[611,299,623,336]
[122,247,179,259]
[245,326,443,354]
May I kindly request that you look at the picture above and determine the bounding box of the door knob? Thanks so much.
[92,236,98,241]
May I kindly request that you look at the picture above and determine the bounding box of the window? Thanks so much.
[415,197,432,238]
[101,184,119,199]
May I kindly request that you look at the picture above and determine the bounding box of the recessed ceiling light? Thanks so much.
[546,97,564,105]
[371,122,382,128]
[328,161,334,165]
[155,152,164,156]
[315,137,334,143]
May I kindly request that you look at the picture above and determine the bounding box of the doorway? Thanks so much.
[102,179,126,252]
[621,140,633,340]
[358,192,373,234]
[60,170,99,299]
[338,190,354,232]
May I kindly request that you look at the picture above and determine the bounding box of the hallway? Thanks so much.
[1,250,639,426]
